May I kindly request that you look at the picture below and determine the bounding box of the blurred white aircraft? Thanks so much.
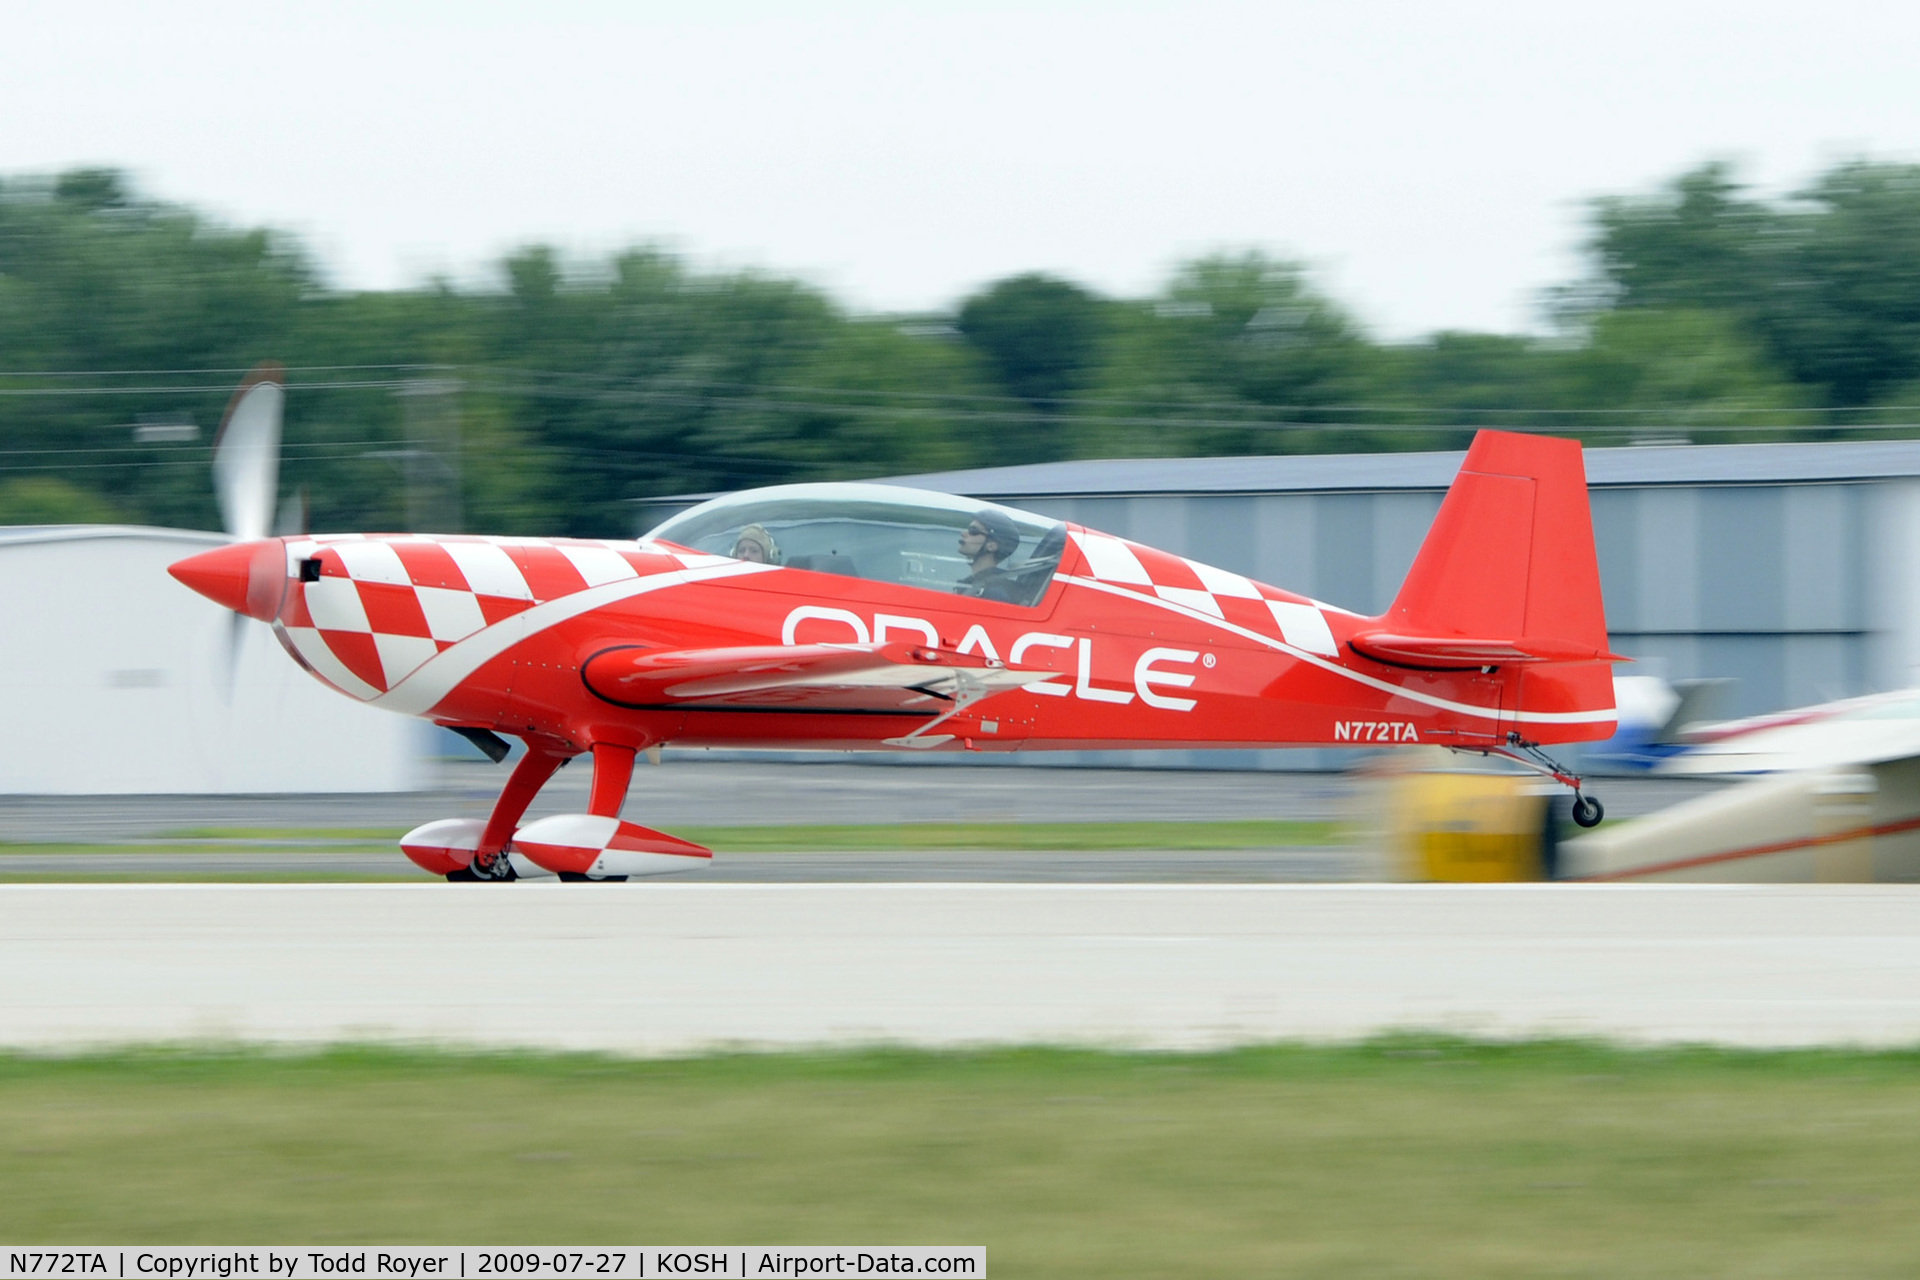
[1655,687,1920,776]
[1566,681,1920,883]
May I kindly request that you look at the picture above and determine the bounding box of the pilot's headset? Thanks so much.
[731,523,782,565]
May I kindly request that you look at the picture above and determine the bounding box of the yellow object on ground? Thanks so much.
[1371,769,1555,881]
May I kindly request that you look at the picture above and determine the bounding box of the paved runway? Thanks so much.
[7,883,1917,1051]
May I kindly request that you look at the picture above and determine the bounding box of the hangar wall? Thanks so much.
[0,526,427,794]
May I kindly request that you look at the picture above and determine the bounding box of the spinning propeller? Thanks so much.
[207,364,286,688]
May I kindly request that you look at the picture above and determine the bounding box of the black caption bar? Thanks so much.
[0,1250,984,1280]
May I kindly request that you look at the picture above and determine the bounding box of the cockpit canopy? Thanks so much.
[645,482,1067,609]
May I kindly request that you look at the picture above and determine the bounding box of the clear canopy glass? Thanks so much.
[646,482,1067,608]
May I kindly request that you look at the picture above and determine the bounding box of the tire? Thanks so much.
[1571,794,1604,828]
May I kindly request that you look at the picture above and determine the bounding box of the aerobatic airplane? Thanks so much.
[170,371,1621,881]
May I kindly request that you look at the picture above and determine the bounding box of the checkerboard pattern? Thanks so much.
[278,535,722,699]
[1067,529,1348,658]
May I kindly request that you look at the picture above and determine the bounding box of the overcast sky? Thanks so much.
[7,1,1919,338]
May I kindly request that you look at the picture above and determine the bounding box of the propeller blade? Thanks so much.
[222,608,248,701]
[212,362,285,541]
[275,483,310,537]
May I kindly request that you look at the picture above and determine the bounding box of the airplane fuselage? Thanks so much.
[247,527,1612,760]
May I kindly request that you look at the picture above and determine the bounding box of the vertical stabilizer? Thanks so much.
[1356,431,1611,663]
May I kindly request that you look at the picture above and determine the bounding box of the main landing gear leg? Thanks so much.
[468,748,570,880]
[544,743,642,883]
[587,743,637,819]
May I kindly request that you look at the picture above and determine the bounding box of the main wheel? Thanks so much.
[1570,794,1604,828]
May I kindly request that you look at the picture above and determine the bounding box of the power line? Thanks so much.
[474,363,1920,419]
[0,378,420,397]
[1,361,1913,427]
[0,363,447,378]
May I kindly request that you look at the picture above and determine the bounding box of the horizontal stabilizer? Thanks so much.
[581,642,1047,712]
[1349,631,1626,669]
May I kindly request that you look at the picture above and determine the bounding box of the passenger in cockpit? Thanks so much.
[956,510,1022,603]
[731,524,781,565]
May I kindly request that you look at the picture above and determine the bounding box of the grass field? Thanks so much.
[5,819,1344,854]
[4,1040,1920,1275]
[0,819,1349,882]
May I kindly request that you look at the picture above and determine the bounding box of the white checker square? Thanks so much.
[415,586,488,643]
[303,576,372,633]
[1188,560,1262,599]
[559,544,641,586]
[333,540,412,586]
[1268,600,1340,657]
[443,541,533,600]
[373,632,440,688]
[1074,532,1153,585]
[283,626,381,700]
[1155,585,1225,618]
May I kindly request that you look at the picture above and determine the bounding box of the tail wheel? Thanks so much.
[1571,794,1604,828]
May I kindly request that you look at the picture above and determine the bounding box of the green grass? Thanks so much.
[0,841,394,856]
[679,819,1344,852]
[3,1039,1920,1275]
[0,820,1345,881]
[0,819,1343,862]
[0,869,423,883]
[156,827,415,841]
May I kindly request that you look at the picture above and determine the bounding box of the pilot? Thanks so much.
[731,523,781,565]
[957,510,1022,602]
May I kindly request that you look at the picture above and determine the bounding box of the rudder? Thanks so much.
[1353,431,1612,668]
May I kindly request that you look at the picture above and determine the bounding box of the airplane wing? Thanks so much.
[580,642,1048,713]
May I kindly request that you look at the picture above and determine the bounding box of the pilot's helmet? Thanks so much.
[731,523,781,565]
[974,510,1022,560]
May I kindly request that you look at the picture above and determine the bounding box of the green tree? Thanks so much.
[0,476,121,525]
[1586,160,1920,407]
[956,274,1108,463]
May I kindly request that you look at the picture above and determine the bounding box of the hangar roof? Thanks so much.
[882,438,1920,498]
[0,525,222,549]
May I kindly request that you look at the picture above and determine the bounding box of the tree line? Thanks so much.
[3,160,1919,537]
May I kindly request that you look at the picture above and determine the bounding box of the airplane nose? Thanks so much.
[169,539,285,620]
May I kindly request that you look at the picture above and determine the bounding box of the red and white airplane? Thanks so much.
[170,374,1621,881]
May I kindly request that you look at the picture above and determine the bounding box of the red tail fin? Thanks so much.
[1352,431,1615,668]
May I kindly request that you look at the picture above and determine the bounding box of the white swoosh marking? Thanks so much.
[370,560,776,716]
[1061,575,1614,727]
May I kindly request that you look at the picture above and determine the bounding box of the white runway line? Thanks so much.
[5,884,1920,1052]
